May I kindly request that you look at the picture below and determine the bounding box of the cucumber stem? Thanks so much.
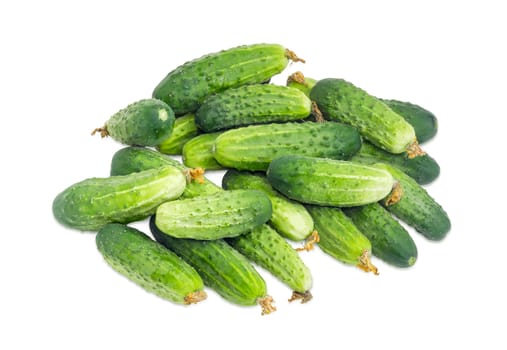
[186,167,205,184]
[384,181,403,206]
[184,290,208,304]
[91,125,109,138]
[285,49,306,63]
[357,250,379,275]
[296,230,320,252]
[258,295,277,315]
[406,140,426,159]
[288,290,313,304]
[287,71,307,85]
[311,102,325,123]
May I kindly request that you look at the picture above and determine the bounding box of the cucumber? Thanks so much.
[152,43,304,115]
[96,223,206,304]
[351,141,440,185]
[345,203,418,268]
[375,163,451,240]
[157,114,198,155]
[287,72,317,97]
[195,84,311,132]
[53,166,186,231]
[110,146,221,199]
[182,132,224,170]
[92,99,175,147]
[267,155,395,207]
[214,121,361,171]
[222,170,313,241]
[150,217,275,314]
[227,224,313,303]
[154,189,272,240]
[306,205,378,274]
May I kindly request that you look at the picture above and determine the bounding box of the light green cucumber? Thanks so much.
[182,132,224,170]
[157,113,198,155]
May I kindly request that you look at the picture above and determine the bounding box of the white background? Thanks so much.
[1,1,506,349]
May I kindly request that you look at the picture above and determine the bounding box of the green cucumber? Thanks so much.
[152,43,304,115]
[53,166,186,231]
[375,163,451,240]
[150,217,275,314]
[92,99,175,147]
[157,114,198,155]
[182,132,224,170]
[227,224,313,303]
[154,189,272,240]
[195,84,311,132]
[222,170,313,241]
[214,121,361,171]
[345,203,418,268]
[306,205,378,274]
[110,146,221,199]
[352,141,440,185]
[267,155,395,207]
[96,223,206,304]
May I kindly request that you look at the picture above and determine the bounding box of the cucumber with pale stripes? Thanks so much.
[157,114,198,155]
[182,132,224,170]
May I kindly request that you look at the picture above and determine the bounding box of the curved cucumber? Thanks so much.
[53,166,186,231]
[93,99,175,147]
[267,155,395,207]
[195,84,311,132]
[157,114,198,155]
[96,223,206,304]
[182,132,224,170]
[214,122,361,171]
[222,170,313,241]
[154,189,272,240]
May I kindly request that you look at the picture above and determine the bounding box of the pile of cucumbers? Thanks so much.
[53,43,450,315]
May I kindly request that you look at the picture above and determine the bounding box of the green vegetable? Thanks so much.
[157,114,198,155]
[182,132,224,170]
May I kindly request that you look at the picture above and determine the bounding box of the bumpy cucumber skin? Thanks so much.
[267,155,395,207]
[104,99,175,146]
[222,170,313,241]
[153,44,291,115]
[227,224,313,293]
[157,114,198,155]
[182,132,223,170]
[306,205,371,266]
[345,203,418,268]
[352,142,440,185]
[110,147,221,199]
[195,84,311,132]
[375,163,451,240]
[150,217,266,306]
[310,78,416,154]
[214,122,361,171]
[155,189,272,240]
[96,223,205,304]
[382,99,438,144]
[53,166,186,231]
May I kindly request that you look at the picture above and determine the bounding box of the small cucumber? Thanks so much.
[267,155,395,207]
[345,203,418,268]
[53,166,186,231]
[214,121,361,171]
[222,170,314,241]
[306,205,378,274]
[153,43,304,115]
[375,163,451,240]
[92,99,175,147]
[351,141,440,185]
[182,132,224,170]
[157,114,198,155]
[96,223,206,304]
[154,189,272,240]
[195,84,311,132]
[150,217,275,314]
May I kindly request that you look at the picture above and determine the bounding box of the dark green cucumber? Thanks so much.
[110,146,221,199]
[150,217,275,314]
[306,205,378,274]
[352,141,440,185]
[195,84,311,132]
[96,223,206,304]
[267,155,395,207]
[182,132,224,170]
[157,114,198,155]
[53,166,186,231]
[154,189,272,240]
[345,203,418,268]
[375,163,451,240]
[153,43,304,115]
[222,170,313,241]
[214,122,361,171]
[92,99,175,147]
[381,99,438,144]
